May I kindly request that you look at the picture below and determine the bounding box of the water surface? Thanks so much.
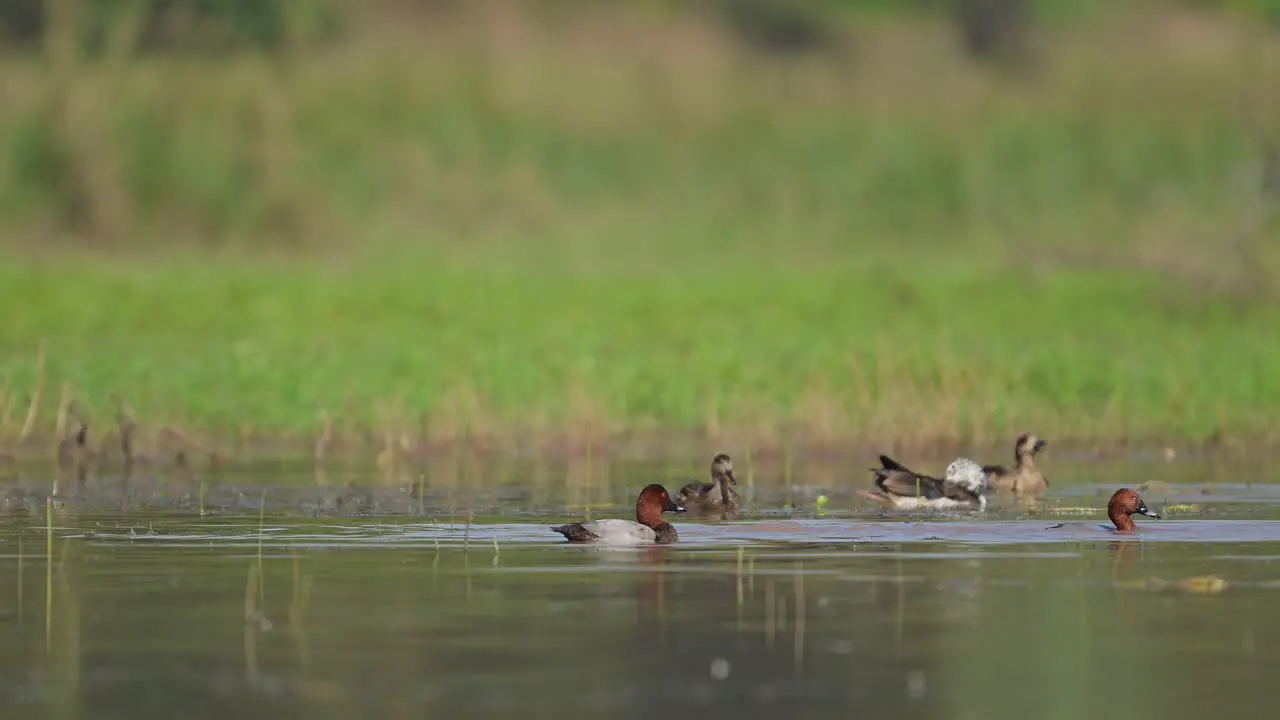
[1,453,1278,718]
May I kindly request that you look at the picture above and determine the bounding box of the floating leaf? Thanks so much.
[1175,575,1228,595]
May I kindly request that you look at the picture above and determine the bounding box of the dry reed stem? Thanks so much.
[0,379,12,441]
[314,408,332,462]
[53,381,72,442]
[374,397,397,480]
[114,395,135,462]
[18,343,45,443]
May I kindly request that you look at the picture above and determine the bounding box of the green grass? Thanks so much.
[1,5,1279,451]
[0,258,1276,450]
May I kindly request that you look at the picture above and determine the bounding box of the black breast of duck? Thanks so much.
[654,522,679,543]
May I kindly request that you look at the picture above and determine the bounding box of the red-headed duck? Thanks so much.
[1108,488,1161,533]
[550,484,686,545]
[674,453,739,514]
[859,456,988,510]
[982,432,1048,496]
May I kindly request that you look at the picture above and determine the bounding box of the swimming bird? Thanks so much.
[859,455,988,510]
[674,453,739,514]
[550,484,686,545]
[1107,488,1160,533]
[982,432,1049,496]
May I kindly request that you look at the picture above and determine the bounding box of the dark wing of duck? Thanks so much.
[550,523,599,542]
[871,455,946,499]
[675,482,715,504]
[876,455,914,473]
[941,481,983,504]
[981,463,1008,476]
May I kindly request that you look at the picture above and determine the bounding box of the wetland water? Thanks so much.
[2,452,1280,718]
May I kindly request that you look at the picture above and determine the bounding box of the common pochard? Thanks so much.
[550,484,686,545]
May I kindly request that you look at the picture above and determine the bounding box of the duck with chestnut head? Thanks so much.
[1107,488,1161,533]
[550,484,686,545]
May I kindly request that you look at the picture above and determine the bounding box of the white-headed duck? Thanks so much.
[1108,488,1161,533]
[674,453,739,514]
[858,456,988,510]
[550,484,686,545]
[983,432,1049,496]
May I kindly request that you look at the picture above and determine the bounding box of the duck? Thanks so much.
[674,453,739,514]
[858,456,988,510]
[1107,488,1161,533]
[550,484,686,545]
[982,432,1049,496]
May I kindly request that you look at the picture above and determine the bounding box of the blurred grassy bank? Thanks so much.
[1,260,1276,454]
[1,2,1279,453]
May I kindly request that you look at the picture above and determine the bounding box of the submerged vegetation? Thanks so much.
[1,2,1280,456]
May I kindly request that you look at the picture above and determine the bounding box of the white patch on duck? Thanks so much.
[944,456,989,510]
[563,519,664,545]
[879,495,983,511]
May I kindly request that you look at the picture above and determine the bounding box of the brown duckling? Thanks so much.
[983,432,1048,496]
[674,453,739,514]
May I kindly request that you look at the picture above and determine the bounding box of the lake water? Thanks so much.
[1,451,1279,718]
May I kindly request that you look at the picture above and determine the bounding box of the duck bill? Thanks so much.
[1033,439,1048,452]
[724,470,737,485]
[1137,503,1161,519]
[669,503,687,513]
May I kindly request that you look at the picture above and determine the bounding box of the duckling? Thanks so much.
[859,456,988,510]
[551,484,686,545]
[982,432,1048,496]
[674,453,739,514]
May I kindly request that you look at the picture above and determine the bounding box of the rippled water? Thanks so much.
[1,452,1279,718]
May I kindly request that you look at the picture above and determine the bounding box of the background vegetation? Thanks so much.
[2,0,1279,457]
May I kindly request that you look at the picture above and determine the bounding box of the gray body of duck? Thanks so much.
[983,433,1048,496]
[550,484,686,545]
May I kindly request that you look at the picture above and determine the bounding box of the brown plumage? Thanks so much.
[983,432,1048,496]
[1107,488,1160,533]
[674,453,739,515]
